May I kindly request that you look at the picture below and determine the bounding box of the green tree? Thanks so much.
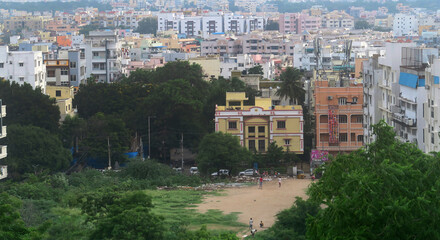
[0,193,48,239]
[60,115,86,149]
[275,67,305,105]
[354,20,371,29]
[0,80,60,133]
[87,191,165,240]
[307,121,440,239]
[196,132,252,175]
[135,17,158,35]
[264,142,284,166]
[248,65,264,75]
[265,20,279,31]
[80,113,130,166]
[253,197,320,240]
[3,124,71,178]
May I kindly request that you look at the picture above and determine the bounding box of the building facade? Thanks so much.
[215,92,304,154]
[0,100,6,180]
[0,46,46,93]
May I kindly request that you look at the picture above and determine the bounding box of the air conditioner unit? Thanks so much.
[426,85,430,90]
[327,96,333,100]
[408,119,414,126]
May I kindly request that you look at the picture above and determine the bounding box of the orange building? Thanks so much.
[314,80,364,155]
[56,36,72,47]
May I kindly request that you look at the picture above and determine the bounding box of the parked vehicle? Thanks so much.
[297,170,305,179]
[190,167,199,175]
[211,169,229,176]
[173,167,182,173]
[239,169,256,176]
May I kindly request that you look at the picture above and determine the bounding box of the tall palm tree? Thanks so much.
[275,67,305,105]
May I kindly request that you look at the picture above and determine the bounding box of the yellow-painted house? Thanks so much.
[215,92,304,154]
[46,85,75,121]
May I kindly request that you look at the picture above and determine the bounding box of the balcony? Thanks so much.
[1,105,5,118]
[0,146,7,159]
[0,165,7,180]
[0,126,6,139]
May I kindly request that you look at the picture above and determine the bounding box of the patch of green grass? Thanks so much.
[146,189,247,230]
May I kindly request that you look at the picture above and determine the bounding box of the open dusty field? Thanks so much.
[196,178,311,232]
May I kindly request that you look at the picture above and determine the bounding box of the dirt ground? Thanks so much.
[196,178,311,234]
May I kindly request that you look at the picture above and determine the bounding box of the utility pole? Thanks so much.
[140,136,144,161]
[147,116,156,159]
[181,133,184,170]
[107,137,111,170]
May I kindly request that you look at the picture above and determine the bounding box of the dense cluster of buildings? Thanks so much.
[1,2,440,173]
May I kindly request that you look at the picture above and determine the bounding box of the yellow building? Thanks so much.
[4,16,51,31]
[189,56,221,80]
[215,92,304,154]
[46,86,75,121]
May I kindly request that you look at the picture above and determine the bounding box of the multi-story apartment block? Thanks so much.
[3,16,51,31]
[322,11,354,29]
[46,85,76,121]
[202,14,223,35]
[0,99,6,180]
[68,49,87,87]
[279,13,321,34]
[224,13,246,34]
[314,77,364,155]
[215,92,304,154]
[393,14,419,36]
[180,17,202,37]
[44,59,70,86]
[0,46,46,93]
[157,13,182,32]
[363,42,416,145]
[84,31,122,83]
[423,59,440,152]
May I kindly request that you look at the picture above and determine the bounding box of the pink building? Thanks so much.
[126,57,165,76]
[279,13,321,34]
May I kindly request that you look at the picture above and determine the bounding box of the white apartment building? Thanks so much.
[180,17,202,37]
[423,59,440,152]
[393,14,419,37]
[157,13,182,32]
[224,13,246,34]
[202,15,224,36]
[84,31,122,83]
[0,46,46,93]
[363,42,416,145]
[0,100,6,180]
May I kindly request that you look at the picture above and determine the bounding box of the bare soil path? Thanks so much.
[196,178,311,235]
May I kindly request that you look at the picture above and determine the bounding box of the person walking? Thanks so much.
[249,218,253,230]
[259,221,264,228]
[278,177,282,188]
[259,176,263,189]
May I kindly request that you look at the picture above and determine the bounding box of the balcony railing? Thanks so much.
[0,165,7,180]
[1,105,5,118]
[0,146,7,159]
[0,126,6,139]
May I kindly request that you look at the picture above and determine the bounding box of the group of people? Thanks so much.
[258,176,282,189]
[249,218,264,236]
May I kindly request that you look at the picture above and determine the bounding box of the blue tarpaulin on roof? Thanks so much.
[399,72,418,88]
[418,79,425,87]
[435,76,440,84]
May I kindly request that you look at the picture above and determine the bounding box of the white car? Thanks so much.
[211,169,229,176]
[190,167,199,175]
[239,169,256,176]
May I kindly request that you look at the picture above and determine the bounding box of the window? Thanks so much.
[339,115,347,123]
[352,115,363,123]
[249,140,256,151]
[93,52,99,57]
[277,121,286,129]
[284,139,290,145]
[0,63,3,68]
[228,121,237,129]
[70,62,77,68]
[19,77,24,82]
[248,126,255,133]
[352,97,358,104]
[19,62,24,67]
[56,90,61,97]
[339,133,348,142]
[357,135,364,142]
[320,115,328,123]
[61,69,68,75]
[47,70,55,77]
[258,126,265,134]
[71,75,77,82]
[351,133,356,142]
[338,97,347,105]
[258,140,265,152]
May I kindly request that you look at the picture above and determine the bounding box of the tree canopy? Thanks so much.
[247,65,264,75]
[276,67,305,105]
[135,17,158,35]
[306,121,440,239]
[3,124,71,178]
[0,80,60,133]
[196,132,252,175]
